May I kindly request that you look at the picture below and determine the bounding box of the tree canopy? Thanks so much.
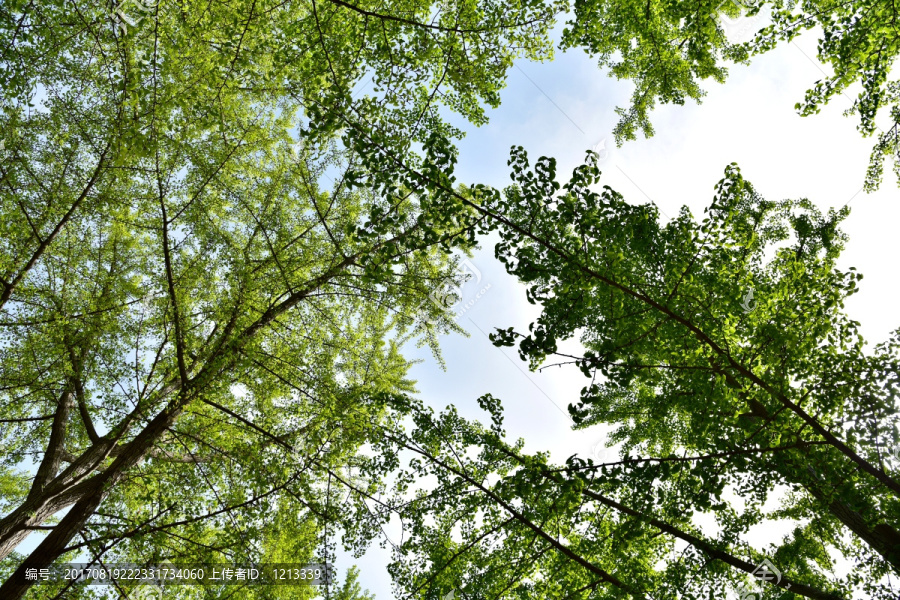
[339,150,899,600]
[1,0,898,599]
[0,0,560,597]
[561,0,900,191]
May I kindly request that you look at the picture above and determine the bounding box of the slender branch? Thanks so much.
[0,415,53,423]
[326,0,548,34]
[552,440,829,473]
[157,193,189,385]
[382,430,646,599]
[492,442,846,600]
[0,143,110,311]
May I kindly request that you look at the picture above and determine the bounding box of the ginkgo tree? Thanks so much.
[327,145,899,599]
[3,0,899,598]
[0,0,564,597]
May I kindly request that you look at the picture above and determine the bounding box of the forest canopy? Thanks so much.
[0,0,898,599]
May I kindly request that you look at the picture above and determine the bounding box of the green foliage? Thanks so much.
[2,0,898,598]
[0,0,563,597]
[472,148,898,597]
[334,565,376,600]
[561,0,900,190]
[349,149,899,599]
[561,0,732,142]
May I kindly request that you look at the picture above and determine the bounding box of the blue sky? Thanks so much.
[338,19,900,600]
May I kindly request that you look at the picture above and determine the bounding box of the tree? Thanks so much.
[338,148,899,599]
[560,0,900,191]
[0,0,563,597]
[4,0,897,598]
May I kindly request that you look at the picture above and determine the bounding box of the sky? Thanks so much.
[336,16,900,600]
